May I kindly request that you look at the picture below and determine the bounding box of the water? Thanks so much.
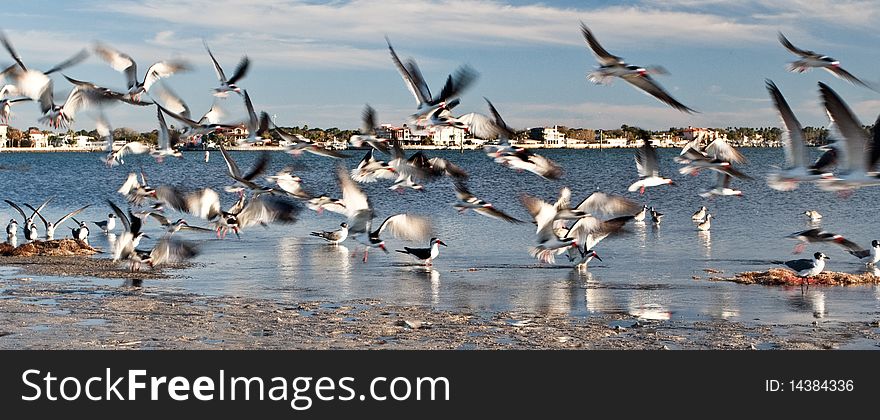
[2,148,880,325]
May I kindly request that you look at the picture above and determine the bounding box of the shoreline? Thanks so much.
[1,263,877,350]
[0,145,787,153]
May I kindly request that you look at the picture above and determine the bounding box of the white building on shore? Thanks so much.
[430,126,466,147]
[0,124,7,147]
[529,125,567,148]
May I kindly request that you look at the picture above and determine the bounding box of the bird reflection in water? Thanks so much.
[629,303,672,321]
[787,290,827,319]
[698,230,711,258]
[634,221,647,249]
[313,244,352,294]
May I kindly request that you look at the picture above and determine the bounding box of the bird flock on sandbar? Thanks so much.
[1,23,879,283]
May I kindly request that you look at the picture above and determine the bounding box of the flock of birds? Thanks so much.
[1,23,880,285]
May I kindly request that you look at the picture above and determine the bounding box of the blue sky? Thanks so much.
[2,0,879,132]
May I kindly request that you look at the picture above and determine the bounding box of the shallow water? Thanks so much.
[2,148,879,325]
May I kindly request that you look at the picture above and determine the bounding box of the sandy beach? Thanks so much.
[1,256,878,350]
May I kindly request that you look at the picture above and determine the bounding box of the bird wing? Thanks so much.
[156,106,171,150]
[234,196,301,228]
[219,144,242,179]
[361,104,377,134]
[484,97,515,139]
[106,199,131,233]
[706,137,746,164]
[150,82,191,120]
[43,49,89,75]
[53,205,90,226]
[147,211,171,226]
[820,82,868,173]
[777,32,815,58]
[375,214,431,242]
[622,73,696,113]
[336,166,370,216]
[784,258,812,272]
[226,56,250,85]
[527,153,563,180]
[475,206,524,224]
[93,43,137,89]
[520,194,556,236]
[825,66,876,91]
[22,203,48,230]
[635,141,660,178]
[0,31,27,71]
[150,236,200,266]
[386,37,429,105]
[3,199,28,223]
[580,22,622,66]
[766,79,806,169]
[574,192,640,219]
[142,60,190,91]
[435,64,478,103]
[203,40,227,82]
[456,112,503,140]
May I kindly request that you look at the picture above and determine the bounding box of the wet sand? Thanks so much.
[1,263,878,349]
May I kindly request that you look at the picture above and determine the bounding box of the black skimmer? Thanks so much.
[786,228,865,255]
[132,235,200,271]
[849,240,880,266]
[396,238,447,266]
[452,181,524,224]
[146,213,214,235]
[650,207,663,225]
[349,105,391,154]
[151,106,183,162]
[102,141,151,167]
[92,42,190,101]
[118,171,157,205]
[457,98,514,141]
[266,168,312,200]
[157,102,237,139]
[491,147,563,180]
[803,210,822,222]
[556,191,639,268]
[153,186,222,222]
[108,199,149,264]
[778,32,875,91]
[780,252,830,286]
[216,193,301,239]
[0,97,30,124]
[24,202,89,240]
[520,194,579,264]
[815,83,880,192]
[334,166,432,262]
[5,219,17,243]
[307,195,347,216]
[580,22,695,113]
[633,205,648,223]
[697,214,712,231]
[385,146,468,191]
[351,149,397,183]
[310,223,349,245]
[700,170,746,198]
[4,198,49,241]
[691,206,708,221]
[675,138,732,176]
[764,80,831,191]
[203,40,249,97]
[218,145,273,195]
[70,219,90,243]
[92,214,117,234]
[0,31,88,105]
[628,140,674,194]
[386,37,478,123]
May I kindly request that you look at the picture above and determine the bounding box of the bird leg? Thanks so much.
[363,249,369,263]
[639,186,645,195]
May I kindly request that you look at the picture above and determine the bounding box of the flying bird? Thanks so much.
[93,42,190,101]
[778,32,875,91]
[203,40,249,97]
[628,140,674,194]
[452,181,524,224]
[580,22,696,113]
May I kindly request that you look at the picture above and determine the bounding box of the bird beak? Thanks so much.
[379,243,388,253]
[142,234,151,239]
[438,241,447,247]
[593,253,603,261]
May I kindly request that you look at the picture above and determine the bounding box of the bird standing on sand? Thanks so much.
[781,252,830,286]
[71,219,90,243]
[397,238,447,266]
[310,223,349,245]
